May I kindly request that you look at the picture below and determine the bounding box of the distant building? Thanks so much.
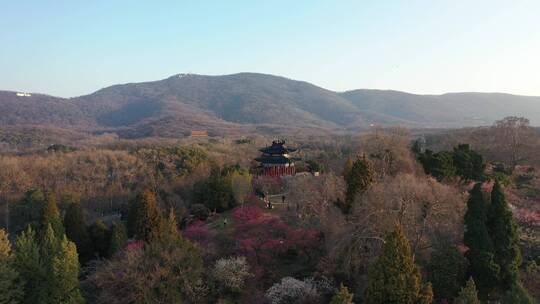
[190,130,208,137]
[255,140,299,176]
[16,92,31,97]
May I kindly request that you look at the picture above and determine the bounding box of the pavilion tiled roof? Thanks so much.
[258,140,297,155]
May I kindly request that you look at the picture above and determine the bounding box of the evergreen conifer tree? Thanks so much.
[463,183,499,297]
[452,144,484,181]
[411,140,422,155]
[13,226,47,304]
[132,190,162,242]
[330,283,354,304]
[454,277,480,304]
[15,224,85,304]
[50,235,84,304]
[344,155,374,212]
[40,193,64,238]
[487,182,521,289]
[430,151,456,180]
[418,150,456,181]
[0,229,23,304]
[195,167,236,212]
[64,201,93,263]
[502,283,533,304]
[12,189,46,231]
[40,224,62,304]
[343,158,354,179]
[41,224,60,263]
[157,208,180,243]
[364,224,432,304]
[418,283,434,304]
[108,221,127,257]
[88,220,110,258]
[427,243,467,300]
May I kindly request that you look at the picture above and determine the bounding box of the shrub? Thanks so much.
[190,204,210,220]
[306,160,323,173]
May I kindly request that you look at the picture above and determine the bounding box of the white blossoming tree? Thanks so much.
[212,256,252,293]
[265,277,334,304]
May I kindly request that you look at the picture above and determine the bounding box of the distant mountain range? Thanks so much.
[1,73,540,138]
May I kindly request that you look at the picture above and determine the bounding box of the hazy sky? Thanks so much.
[1,1,540,97]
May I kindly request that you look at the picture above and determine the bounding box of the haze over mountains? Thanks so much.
[1,73,540,138]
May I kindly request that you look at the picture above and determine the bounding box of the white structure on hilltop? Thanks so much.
[16,92,32,97]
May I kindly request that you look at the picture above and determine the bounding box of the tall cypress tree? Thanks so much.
[463,183,499,298]
[364,224,432,304]
[487,182,521,289]
[343,157,354,179]
[64,201,93,263]
[88,220,110,258]
[427,243,467,300]
[12,189,46,232]
[344,155,374,212]
[157,208,180,243]
[0,229,23,304]
[13,226,47,304]
[40,193,64,238]
[108,221,127,257]
[50,235,84,304]
[41,224,85,304]
[41,224,60,264]
[131,190,162,242]
[15,225,85,304]
[40,224,62,304]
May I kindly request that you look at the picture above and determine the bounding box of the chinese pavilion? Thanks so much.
[255,140,298,176]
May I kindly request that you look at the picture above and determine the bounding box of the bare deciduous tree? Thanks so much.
[492,116,536,166]
[352,173,465,260]
[286,173,345,225]
[359,127,421,179]
[0,157,29,231]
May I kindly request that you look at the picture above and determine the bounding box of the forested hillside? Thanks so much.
[2,73,540,142]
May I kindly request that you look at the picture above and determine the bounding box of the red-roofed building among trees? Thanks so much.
[254,140,299,177]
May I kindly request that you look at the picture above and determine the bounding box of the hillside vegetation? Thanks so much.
[0,117,539,303]
[2,73,540,141]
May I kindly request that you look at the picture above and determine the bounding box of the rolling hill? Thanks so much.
[341,90,540,127]
[1,73,540,138]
